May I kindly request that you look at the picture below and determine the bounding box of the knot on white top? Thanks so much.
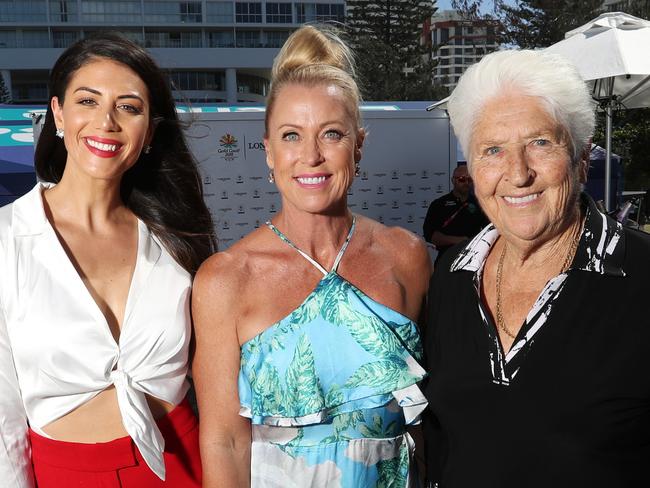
[110,368,130,387]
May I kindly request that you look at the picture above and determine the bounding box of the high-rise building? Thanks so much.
[430,10,499,90]
[0,0,345,104]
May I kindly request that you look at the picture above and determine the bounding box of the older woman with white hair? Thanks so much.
[424,49,650,487]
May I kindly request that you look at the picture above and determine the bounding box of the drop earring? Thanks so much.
[143,145,151,154]
[268,170,275,183]
[55,128,64,139]
[354,161,361,177]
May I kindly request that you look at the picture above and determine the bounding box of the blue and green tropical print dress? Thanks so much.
[238,218,428,487]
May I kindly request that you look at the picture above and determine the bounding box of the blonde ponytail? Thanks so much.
[265,25,362,134]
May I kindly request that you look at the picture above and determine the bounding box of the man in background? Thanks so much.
[423,165,488,264]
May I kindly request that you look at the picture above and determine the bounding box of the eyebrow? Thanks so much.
[277,123,300,130]
[73,86,145,103]
[277,120,346,131]
[478,129,557,145]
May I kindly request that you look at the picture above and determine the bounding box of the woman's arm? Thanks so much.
[0,255,34,487]
[389,227,434,325]
[192,254,251,487]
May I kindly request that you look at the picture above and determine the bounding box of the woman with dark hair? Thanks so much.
[0,32,214,486]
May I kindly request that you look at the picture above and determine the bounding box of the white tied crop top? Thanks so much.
[0,184,192,480]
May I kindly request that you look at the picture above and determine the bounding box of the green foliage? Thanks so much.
[593,108,650,190]
[345,0,447,100]
[623,1,650,20]
[499,0,602,48]
[450,0,602,48]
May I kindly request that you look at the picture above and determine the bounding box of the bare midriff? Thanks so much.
[40,386,175,443]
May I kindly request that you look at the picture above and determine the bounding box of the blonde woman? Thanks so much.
[193,25,431,487]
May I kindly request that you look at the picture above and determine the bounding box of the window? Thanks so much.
[455,48,462,54]
[264,30,290,47]
[439,28,448,44]
[266,3,292,23]
[237,73,268,96]
[144,1,201,23]
[0,30,17,48]
[440,58,449,66]
[170,71,224,91]
[0,0,47,22]
[235,29,261,47]
[180,1,202,22]
[12,82,47,102]
[22,30,50,47]
[81,1,141,23]
[296,3,343,23]
[439,47,448,56]
[236,3,262,23]
[316,3,343,21]
[208,30,234,47]
[50,0,78,22]
[52,30,79,48]
[207,2,233,22]
[86,29,143,45]
[454,57,462,64]
[455,67,463,74]
[145,30,202,48]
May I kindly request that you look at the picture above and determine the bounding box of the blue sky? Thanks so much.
[436,0,455,10]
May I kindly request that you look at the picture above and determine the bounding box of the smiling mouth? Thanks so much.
[85,138,122,153]
[296,175,328,185]
[503,192,541,205]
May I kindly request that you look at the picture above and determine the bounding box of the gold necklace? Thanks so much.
[495,221,582,340]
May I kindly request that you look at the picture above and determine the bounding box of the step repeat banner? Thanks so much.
[183,108,455,248]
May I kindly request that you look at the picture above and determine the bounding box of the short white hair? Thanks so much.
[447,49,595,164]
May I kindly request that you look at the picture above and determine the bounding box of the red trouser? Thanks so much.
[29,398,202,487]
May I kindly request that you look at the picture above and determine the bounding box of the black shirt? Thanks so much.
[422,192,487,261]
[425,194,650,487]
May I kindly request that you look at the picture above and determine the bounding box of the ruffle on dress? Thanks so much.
[238,273,427,428]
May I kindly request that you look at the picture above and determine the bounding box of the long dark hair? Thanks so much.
[35,32,216,274]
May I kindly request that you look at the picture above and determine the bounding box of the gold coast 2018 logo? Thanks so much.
[218,133,241,161]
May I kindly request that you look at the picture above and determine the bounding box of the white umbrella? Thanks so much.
[546,12,650,210]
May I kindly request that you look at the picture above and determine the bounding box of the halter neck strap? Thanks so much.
[266,217,356,276]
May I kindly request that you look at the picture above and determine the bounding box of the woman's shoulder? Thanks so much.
[622,226,650,269]
[357,215,432,282]
[360,215,429,262]
[194,226,276,299]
